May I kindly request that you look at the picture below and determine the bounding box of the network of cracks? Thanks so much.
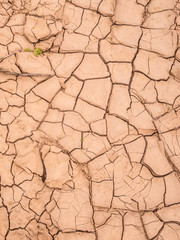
[0,0,180,239]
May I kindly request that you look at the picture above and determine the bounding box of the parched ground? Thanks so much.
[0,0,180,239]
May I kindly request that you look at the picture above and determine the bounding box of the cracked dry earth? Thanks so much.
[1,0,180,239]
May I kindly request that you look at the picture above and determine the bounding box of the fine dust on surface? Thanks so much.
[0,0,180,239]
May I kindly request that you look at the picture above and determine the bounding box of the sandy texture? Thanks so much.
[0,0,180,239]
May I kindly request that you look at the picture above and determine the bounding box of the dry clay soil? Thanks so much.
[0,0,180,239]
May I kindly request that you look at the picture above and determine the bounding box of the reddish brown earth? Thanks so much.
[0,0,180,239]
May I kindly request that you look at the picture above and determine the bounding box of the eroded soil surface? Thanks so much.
[0,0,180,239]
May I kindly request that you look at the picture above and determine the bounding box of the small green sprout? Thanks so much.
[33,47,43,57]
[25,48,31,52]
[24,47,43,57]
